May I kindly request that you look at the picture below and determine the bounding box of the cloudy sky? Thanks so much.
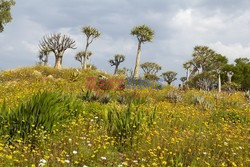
[1,0,250,80]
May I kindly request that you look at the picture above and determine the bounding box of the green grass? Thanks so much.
[0,66,249,167]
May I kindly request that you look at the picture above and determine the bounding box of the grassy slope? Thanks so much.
[0,66,249,167]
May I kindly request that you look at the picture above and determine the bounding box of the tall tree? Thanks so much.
[75,51,92,68]
[212,54,228,92]
[0,0,15,32]
[39,33,76,69]
[82,26,100,70]
[131,25,154,78]
[109,54,125,74]
[162,71,177,85]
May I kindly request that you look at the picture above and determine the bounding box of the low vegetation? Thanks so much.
[0,66,249,167]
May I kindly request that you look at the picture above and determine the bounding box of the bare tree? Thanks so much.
[109,54,125,74]
[39,33,76,69]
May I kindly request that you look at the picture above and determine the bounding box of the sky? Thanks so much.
[1,0,250,81]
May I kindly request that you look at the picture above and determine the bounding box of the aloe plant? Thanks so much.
[106,104,156,149]
[0,91,84,144]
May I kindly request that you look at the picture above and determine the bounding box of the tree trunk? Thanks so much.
[186,69,190,81]
[218,73,221,92]
[83,55,87,70]
[54,55,62,69]
[83,42,89,70]
[44,55,48,66]
[114,65,119,74]
[133,42,141,78]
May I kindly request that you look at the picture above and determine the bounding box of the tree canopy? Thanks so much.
[162,71,177,85]
[0,0,15,32]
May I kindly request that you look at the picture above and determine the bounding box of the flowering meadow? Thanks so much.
[0,66,249,167]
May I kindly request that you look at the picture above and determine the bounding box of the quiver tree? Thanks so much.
[180,77,187,85]
[183,61,192,81]
[0,0,15,32]
[131,25,154,78]
[109,54,125,74]
[38,48,51,66]
[140,62,161,80]
[75,51,92,68]
[227,71,234,83]
[82,26,100,70]
[39,33,76,69]
[162,71,177,85]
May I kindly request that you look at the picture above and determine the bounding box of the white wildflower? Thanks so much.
[101,156,107,160]
[73,150,78,155]
[38,159,47,167]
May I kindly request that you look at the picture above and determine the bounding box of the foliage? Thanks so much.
[0,67,249,166]
[131,25,154,43]
[221,82,240,92]
[109,54,125,74]
[0,91,84,144]
[106,104,156,148]
[0,0,15,32]
[211,110,249,124]
[162,71,177,85]
[140,62,161,75]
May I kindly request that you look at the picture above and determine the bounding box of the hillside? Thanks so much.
[0,66,249,167]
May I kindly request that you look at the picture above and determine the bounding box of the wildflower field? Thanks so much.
[0,66,249,167]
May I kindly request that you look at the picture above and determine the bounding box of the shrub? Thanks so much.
[105,104,156,149]
[99,94,112,104]
[165,91,182,103]
[78,89,100,102]
[222,82,240,92]
[191,95,213,111]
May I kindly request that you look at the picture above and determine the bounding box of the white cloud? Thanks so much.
[172,9,193,27]
[208,41,250,63]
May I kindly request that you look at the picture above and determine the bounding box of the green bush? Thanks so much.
[0,91,84,143]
